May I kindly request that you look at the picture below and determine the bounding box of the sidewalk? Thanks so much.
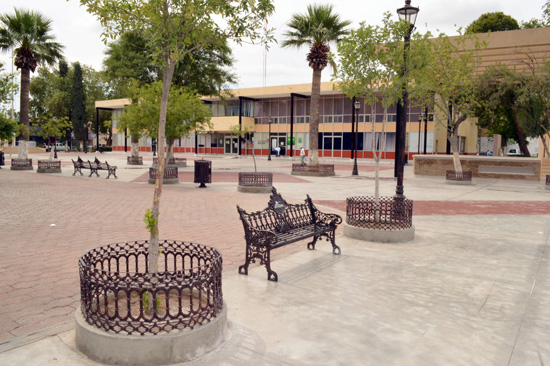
[0,151,549,365]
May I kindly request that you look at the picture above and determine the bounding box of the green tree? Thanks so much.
[120,81,211,160]
[282,4,351,168]
[0,8,63,157]
[336,13,424,212]
[104,31,236,98]
[79,0,275,273]
[475,65,530,156]
[465,12,520,34]
[71,62,87,150]
[521,53,550,157]
[36,115,72,159]
[414,31,487,174]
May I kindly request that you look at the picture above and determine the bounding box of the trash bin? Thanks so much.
[0,151,4,168]
[194,159,211,188]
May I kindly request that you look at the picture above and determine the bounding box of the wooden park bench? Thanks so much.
[237,187,342,281]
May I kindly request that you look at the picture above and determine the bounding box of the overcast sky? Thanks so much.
[0,0,547,108]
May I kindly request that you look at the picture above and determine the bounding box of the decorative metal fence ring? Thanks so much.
[238,172,273,187]
[127,156,143,164]
[79,240,223,336]
[346,196,413,230]
[446,170,472,181]
[291,164,334,173]
[149,166,178,180]
[38,160,61,169]
[11,158,32,167]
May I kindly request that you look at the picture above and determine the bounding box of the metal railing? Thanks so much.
[38,160,61,169]
[149,166,178,180]
[238,172,273,187]
[79,240,223,335]
[346,196,413,230]
[11,158,32,167]
[153,157,186,166]
[446,170,472,181]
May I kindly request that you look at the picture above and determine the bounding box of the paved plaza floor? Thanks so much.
[0,151,549,365]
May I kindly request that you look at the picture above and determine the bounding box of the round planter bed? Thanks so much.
[445,170,473,185]
[37,160,62,173]
[127,156,144,165]
[148,166,179,184]
[291,163,335,177]
[10,158,33,171]
[76,240,225,365]
[344,196,415,243]
[237,172,273,193]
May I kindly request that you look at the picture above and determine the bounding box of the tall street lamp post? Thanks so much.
[395,0,419,199]
[352,99,360,175]
[267,117,272,161]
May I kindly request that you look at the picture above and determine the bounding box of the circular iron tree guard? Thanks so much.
[237,172,273,193]
[148,166,179,184]
[76,240,226,365]
[291,163,335,177]
[446,170,473,185]
[344,196,415,243]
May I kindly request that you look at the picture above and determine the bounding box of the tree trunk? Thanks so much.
[448,128,463,174]
[148,60,176,274]
[131,136,140,158]
[308,68,322,168]
[20,67,30,142]
[509,98,530,157]
[166,138,175,161]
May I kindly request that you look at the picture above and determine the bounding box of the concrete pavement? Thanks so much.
[0,151,549,365]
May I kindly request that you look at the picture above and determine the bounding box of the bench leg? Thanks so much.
[307,237,318,250]
[327,229,341,255]
[238,244,278,282]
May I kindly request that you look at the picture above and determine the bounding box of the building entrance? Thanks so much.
[225,137,238,154]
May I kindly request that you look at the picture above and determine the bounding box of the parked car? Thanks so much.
[45,143,67,152]
[507,149,522,156]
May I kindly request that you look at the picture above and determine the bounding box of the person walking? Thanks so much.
[300,146,306,165]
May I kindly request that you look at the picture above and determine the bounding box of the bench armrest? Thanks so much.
[315,210,342,227]
[244,226,278,247]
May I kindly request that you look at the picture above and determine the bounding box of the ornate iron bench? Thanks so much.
[237,187,342,281]
[72,157,117,179]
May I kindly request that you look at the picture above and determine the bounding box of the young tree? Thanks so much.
[79,0,275,273]
[475,64,530,156]
[336,14,417,216]
[282,4,351,168]
[414,31,487,174]
[229,124,256,171]
[36,115,72,160]
[71,62,87,151]
[0,9,63,158]
[522,53,550,157]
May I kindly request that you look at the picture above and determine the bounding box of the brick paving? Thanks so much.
[0,168,304,345]
[0,153,548,349]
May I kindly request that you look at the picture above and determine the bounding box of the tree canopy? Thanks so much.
[465,12,519,34]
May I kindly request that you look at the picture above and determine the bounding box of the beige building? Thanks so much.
[98,27,550,161]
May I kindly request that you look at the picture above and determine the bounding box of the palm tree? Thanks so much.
[282,4,350,168]
[0,8,63,158]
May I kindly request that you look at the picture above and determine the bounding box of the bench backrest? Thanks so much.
[237,187,316,234]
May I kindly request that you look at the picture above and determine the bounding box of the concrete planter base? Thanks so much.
[344,222,415,243]
[445,179,473,186]
[237,185,272,194]
[75,303,227,366]
[148,177,179,184]
[291,170,335,177]
[37,167,62,173]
